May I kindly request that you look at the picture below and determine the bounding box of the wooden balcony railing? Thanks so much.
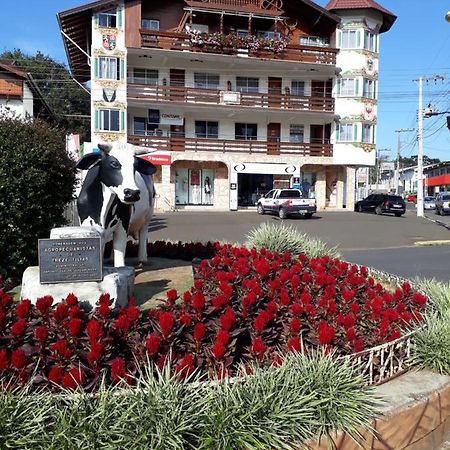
[128,83,335,113]
[140,30,337,65]
[128,135,332,157]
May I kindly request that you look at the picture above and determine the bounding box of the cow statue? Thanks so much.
[76,142,156,267]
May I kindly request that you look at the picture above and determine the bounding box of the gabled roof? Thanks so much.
[0,61,27,79]
[325,0,396,33]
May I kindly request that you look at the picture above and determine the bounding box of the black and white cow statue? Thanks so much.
[76,142,156,267]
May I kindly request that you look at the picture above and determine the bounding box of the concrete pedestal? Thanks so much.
[20,266,134,308]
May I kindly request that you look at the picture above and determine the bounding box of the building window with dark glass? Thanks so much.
[98,9,117,28]
[289,124,304,142]
[291,81,305,96]
[141,19,160,30]
[235,123,257,140]
[195,121,219,139]
[99,109,120,132]
[194,73,220,89]
[236,77,259,93]
[132,68,158,85]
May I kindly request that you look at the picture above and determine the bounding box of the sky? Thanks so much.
[0,0,449,161]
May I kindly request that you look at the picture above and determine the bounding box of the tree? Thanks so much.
[0,49,90,140]
[0,116,76,287]
[399,155,441,167]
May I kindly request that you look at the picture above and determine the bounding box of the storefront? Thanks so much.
[175,168,215,206]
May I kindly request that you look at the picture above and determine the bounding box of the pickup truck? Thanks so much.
[256,189,316,219]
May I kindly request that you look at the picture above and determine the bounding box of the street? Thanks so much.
[149,208,450,282]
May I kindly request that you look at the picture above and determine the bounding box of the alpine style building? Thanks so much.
[58,0,396,211]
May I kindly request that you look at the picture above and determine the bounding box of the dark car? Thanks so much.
[355,194,406,217]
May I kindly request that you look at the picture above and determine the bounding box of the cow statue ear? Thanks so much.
[98,143,112,154]
[76,152,103,170]
[134,156,157,175]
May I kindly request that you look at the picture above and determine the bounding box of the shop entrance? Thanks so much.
[237,173,273,207]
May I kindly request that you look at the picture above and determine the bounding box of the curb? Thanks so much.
[423,213,450,231]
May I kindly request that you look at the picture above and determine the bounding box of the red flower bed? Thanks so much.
[0,244,427,391]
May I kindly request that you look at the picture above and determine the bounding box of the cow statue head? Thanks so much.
[76,143,156,204]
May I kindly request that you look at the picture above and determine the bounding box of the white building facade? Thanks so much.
[59,0,396,211]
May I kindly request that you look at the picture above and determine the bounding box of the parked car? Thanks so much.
[423,196,436,210]
[257,189,316,219]
[435,193,450,215]
[355,194,406,217]
[406,193,417,203]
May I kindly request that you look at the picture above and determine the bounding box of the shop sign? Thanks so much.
[139,153,172,165]
[160,112,184,126]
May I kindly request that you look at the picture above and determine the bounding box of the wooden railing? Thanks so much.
[128,83,334,112]
[128,135,332,157]
[140,30,337,65]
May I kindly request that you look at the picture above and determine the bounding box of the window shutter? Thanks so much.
[375,35,378,53]
[336,125,340,141]
[337,30,342,48]
[120,111,125,131]
[94,14,99,26]
[356,30,361,48]
[372,125,376,144]
[95,110,100,130]
[120,59,125,80]
[94,58,99,78]
[117,8,122,28]
[336,79,341,96]
[354,78,359,96]
[353,124,358,141]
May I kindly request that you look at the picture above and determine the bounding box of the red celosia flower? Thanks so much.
[158,311,175,337]
[290,317,302,334]
[304,304,317,317]
[183,291,192,305]
[97,303,110,318]
[53,303,69,322]
[65,293,78,306]
[0,350,8,371]
[166,289,178,305]
[266,301,278,316]
[111,357,128,383]
[98,293,111,305]
[69,305,84,319]
[35,326,49,344]
[11,319,28,336]
[87,342,105,364]
[35,296,53,315]
[342,289,356,302]
[255,260,270,278]
[11,348,27,369]
[383,308,399,323]
[87,319,103,343]
[318,321,335,345]
[194,323,206,343]
[388,330,401,342]
[180,313,192,327]
[212,341,226,359]
[212,295,228,309]
[127,304,140,323]
[114,315,130,334]
[68,318,83,337]
[192,293,206,312]
[216,330,230,346]
[290,303,303,315]
[16,299,31,319]
[346,327,356,341]
[146,334,161,355]
[343,314,355,329]
[175,354,195,378]
[412,292,427,307]
[194,279,203,290]
[402,281,412,293]
[51,339,72,360]
[220,308,236,331]
[61,367,85,390]
[353,339,364,353]
[350,302,360,314]
[300,291,311,304]
[48,366,63,384]
[378,321,389,339]
[253,310,271,333]
[287,336,302,353]
[250,337,266,361]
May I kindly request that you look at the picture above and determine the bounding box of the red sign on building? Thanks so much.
[139,154,172,165]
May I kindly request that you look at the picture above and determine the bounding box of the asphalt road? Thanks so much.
[149,207,450,281]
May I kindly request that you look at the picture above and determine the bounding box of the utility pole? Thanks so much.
[394,128,414,195]
[413,75,445,217]
[375,148,390,191]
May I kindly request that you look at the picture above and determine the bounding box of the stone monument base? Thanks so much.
[20,266,134,308]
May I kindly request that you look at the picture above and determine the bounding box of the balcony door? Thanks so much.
[268,77,282,107]
[311,80,332,97]
[170,69,185,101]
[267,123,281,155]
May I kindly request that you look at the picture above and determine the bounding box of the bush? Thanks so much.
[0,116,76,287]
[0,352,376,450]
[246,222,341,259]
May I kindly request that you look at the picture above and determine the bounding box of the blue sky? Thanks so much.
[0,0,449,160]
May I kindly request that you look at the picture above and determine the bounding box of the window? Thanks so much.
[340,78,357,96]
[341,30,357,49]
[194,73,220,89]
[338,123,354,141]
[362,124,373,143]
[300,36,329,47]
[141,19,159,30]
[291,81,305,96]
[133,68,158,85]
[133,117,158,136]
[191,24,209,33]
[236,77,259,93]
[99,57,120,80]
[98,9,117,28]
[236,29,249,37]
[363,79,375,98]
[279,190,301,199]
[258,31,281,39]
[290,124,304,143]
[364,31,376,51]
[195,121,219,138]
[235,123,257,140]
[99,109,120,132]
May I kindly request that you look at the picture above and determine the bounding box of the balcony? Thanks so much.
[128,135,332,157]
[128,84,334,113]
[140,30,337,65]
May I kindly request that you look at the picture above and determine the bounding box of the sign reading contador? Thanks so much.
[38,238,102,284]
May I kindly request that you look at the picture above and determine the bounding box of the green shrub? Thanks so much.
[0,352,375,449]
[412,278,450,317]
[245,222,341,259]
[0,116,76,287]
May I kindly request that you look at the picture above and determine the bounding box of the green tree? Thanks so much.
[0,49,90,139]
[0,116,76,287]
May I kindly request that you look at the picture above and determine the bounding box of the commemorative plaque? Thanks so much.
[38,237,102,284]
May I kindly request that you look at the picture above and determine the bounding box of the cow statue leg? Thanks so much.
[138,223,149,264]
[113,226,128,267]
